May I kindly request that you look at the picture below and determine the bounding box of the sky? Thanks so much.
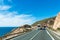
[0,0,60,27]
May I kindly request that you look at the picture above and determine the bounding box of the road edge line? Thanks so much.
[49,29,60,40]
[9,30,35,40]
[46,30,55,40]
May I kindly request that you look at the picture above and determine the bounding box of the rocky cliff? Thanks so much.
[53,12,60,30]
[3,24,32,39]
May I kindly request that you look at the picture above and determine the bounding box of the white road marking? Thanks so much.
[49,29,60,36]
[49,30,60,40]
[53,34,60,40]
[29,30,40,40]
[46,30,55,40]
[8,30,36,40]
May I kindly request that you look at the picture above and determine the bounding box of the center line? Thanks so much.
[29,30,40,40]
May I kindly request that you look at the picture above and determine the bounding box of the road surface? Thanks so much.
[7,29,60,40]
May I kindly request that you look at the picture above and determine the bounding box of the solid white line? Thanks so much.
[15,30,35,38]
[49,30,60,40]
[46,30,55,40]
[49,29,60,36]
[54,34,60,39]
[8,30,35,40]
[29,30,40,40]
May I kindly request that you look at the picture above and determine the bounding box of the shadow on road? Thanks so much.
[38,28,46,30]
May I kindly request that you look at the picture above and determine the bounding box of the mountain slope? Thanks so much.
[32,16,56,26]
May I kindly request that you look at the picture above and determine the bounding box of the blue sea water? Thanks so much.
[0,27,17,37]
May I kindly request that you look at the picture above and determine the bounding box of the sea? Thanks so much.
[0,27,17,37]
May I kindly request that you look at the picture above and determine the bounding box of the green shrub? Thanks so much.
[57,28,60,30]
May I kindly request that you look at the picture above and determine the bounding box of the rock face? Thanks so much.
[53,12,60,30]
[9,24,31,35]
[3,27,24,39]
[3,24,32,39]
[10,27,24,34]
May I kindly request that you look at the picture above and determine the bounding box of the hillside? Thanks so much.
[2,16,57,39]
[32,16,56,26]
[3,24,32,39]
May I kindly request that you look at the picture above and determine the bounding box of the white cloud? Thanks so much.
[0,5,11,10]
[0,0,36,27]
[0,0,11,11]
[0,11,36,27]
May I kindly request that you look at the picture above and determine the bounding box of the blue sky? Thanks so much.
[7,0,60,19]
[0,0,60,26]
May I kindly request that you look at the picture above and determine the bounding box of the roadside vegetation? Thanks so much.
[57,28,60,30]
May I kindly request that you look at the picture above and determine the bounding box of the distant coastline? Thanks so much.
[0,27,17,37]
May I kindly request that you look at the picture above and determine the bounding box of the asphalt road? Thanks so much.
[8,29,60,40]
